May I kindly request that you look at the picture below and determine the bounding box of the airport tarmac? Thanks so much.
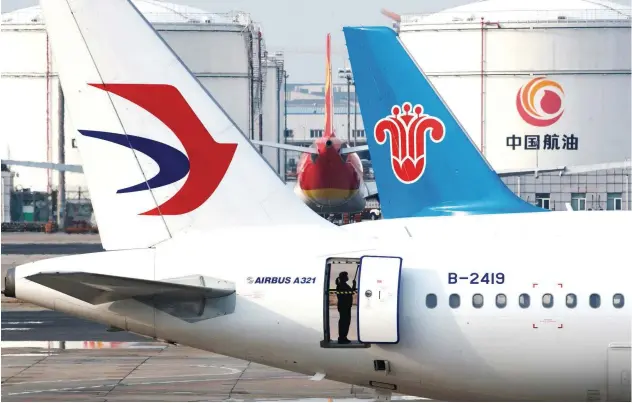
[2,341,407,401]
[2,232,421,401]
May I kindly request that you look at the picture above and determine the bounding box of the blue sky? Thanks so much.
[3,0,630,82]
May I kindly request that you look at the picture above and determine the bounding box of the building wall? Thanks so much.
[286,112,366,144]
[503,168,632,211]
[284,110,367,178]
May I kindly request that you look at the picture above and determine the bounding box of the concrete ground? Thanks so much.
[1,343,395,401]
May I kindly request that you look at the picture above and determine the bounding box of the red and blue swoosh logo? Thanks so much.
[80,84,237,216]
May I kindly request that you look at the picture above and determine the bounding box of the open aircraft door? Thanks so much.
[357,256,402,344]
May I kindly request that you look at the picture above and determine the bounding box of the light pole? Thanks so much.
[353,89,357,147]
[338,67,354,145]
[283,71,289,182]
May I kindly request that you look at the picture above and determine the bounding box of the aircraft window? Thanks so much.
[449,293,460,308]
[426,293,437,309]
[542,293,554,308]
[566,293,577,308]
[589,293,601,308]
[519,293,530,308]
[495,294,507,308]
[613,294,625,309]
[472,293,484,308]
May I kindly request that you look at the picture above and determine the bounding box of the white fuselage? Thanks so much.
[12,211,632,401]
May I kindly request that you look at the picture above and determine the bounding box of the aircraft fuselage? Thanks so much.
[296,136,364,213]
[10,212,631,401]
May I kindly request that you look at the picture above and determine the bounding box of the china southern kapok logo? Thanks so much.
[373,102,446,185]
[516,77,565,127]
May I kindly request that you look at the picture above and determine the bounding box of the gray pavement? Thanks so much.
[1,233,102,244]
[2,309,148,342]
[2,343,397,401]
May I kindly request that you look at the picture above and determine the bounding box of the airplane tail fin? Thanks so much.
[41,0,327,250]
[343,27,546,218]
[324,33,335,138]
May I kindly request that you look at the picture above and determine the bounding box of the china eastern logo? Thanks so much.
[373,102,446,185]
[516,77,565,127]
[80,83,237,216]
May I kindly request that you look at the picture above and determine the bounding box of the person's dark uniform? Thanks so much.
[335,271,356,343]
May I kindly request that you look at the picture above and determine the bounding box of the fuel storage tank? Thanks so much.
[398,0,631,172]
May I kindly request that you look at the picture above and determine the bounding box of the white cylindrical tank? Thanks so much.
[1,169,15,223]
[1,1,284,193]
[399,0,631,172]
[261,57,288,180]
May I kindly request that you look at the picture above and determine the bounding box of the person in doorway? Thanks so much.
[335,271,356,344]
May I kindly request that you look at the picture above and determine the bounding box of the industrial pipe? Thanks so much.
[480,18,501,156]
[46,33,52,196]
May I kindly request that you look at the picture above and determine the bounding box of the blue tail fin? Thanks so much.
[343,27,546,218]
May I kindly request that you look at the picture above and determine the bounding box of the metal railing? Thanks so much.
[400,8,631,26]
[1,10,252,26]
[288,106,361,115]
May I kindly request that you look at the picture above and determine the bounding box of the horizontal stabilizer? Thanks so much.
[26,272,235,305]
[340,145,369,155]
[2,159,84,173]
[250,140,318,154]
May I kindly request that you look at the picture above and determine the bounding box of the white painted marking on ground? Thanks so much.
[3,368,244,385]
[0,340,166,349]
[310,372,326,381]
[2,328,31,331]
[2,321,44,325]
[3,374,310,395]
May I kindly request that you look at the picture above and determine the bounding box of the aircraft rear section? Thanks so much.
[3,249,238,344]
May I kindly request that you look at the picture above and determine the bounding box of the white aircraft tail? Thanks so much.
[41,0,328,250]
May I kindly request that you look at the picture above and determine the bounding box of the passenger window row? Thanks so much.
[425,293,625,309]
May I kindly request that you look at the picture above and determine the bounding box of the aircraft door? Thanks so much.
[607,345,631,402]
[357,256,402,344]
